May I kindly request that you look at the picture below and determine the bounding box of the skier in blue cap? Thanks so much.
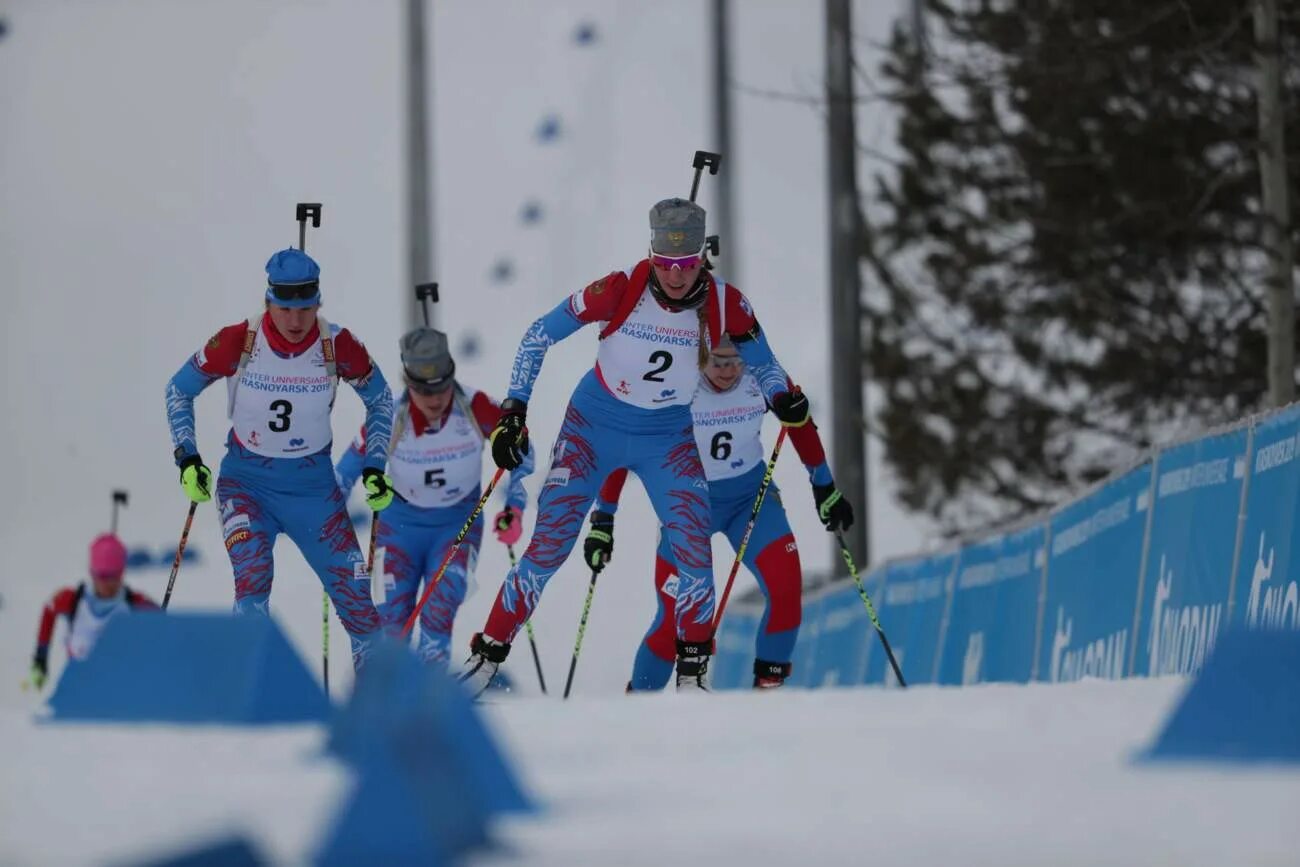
[163,247,395,670]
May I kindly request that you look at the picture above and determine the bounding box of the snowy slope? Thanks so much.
[2,679,1298,866]
[9,7,1292,867]
[0,0,921,701]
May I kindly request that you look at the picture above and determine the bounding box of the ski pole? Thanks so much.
[161,502,197,610]
[712,426,788,633]
[402,468,505,638]
[562,569,601,699]
[835,532,906,687]
[294,202,334,695]
[507,544,548,694]
[321,593,331,699]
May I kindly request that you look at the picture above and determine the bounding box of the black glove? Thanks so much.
[27,649,49,691]
[490,399,530,471]
[770,389,810,427]
[813,483,854,532]
[583,511,615,573]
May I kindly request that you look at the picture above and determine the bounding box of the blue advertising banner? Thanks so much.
[863,551,955,686]
[936,534,1004,686]
[1038,463,1152,683]
[1235,406,1300,632]
[985,523,1046,684]
[712,607,760,691]
[1132,430,1247,676]
[805,583,870,688]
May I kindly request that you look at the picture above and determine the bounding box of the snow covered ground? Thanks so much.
[3,5,1298,866]
[3,678,1298,866]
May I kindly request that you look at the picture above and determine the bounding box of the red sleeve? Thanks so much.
[37,587,78,648]
[787,412,829,467]
[598,468,630,508]
[127,589,159,610]
[723,284,761,341]
[777,376,828,468]
[568,271,629,324]
[332,329,376,381]
[193,321,249,378]
[468,391,504,437]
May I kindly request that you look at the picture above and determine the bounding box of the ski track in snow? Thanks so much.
[2,679,1298,866]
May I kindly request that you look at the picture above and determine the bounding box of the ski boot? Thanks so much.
[675,639,712,692]
[753,659,792,689]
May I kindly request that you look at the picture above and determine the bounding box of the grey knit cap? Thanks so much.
[400,327,455,384]
[649,198,706,255]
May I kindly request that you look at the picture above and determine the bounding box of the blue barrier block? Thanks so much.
[48,613,328,724]
[126,546,154,569]
[1141,628,1300,763]
[316,748,450,867]
[131,835,267,867]
[328,641,532,827]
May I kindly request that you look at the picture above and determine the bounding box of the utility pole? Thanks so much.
[406,0,434,329]
[710,0,736,283]
[826,0,869,569]
[1255,0,1294,406]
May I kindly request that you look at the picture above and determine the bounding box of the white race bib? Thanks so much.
[692,371,767,481]
[227,326,335,457]
[595,289,703,409]
[388,391,486,508]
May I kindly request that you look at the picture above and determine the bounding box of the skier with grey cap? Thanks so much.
[460,196,818,694]
[337,326,534,666]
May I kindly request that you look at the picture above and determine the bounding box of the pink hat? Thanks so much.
[89,533,127,580]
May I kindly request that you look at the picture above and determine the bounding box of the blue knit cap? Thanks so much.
[265,248,322,308]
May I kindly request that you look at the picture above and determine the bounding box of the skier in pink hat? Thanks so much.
[25,533,157,690]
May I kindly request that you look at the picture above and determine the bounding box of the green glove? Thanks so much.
[179,455,213,504]
[362,468,395,511]
[26,658,47,691]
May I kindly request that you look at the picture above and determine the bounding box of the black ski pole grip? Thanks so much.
[295,203,322,227]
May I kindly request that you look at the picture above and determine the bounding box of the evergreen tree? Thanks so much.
[863,0,1300,531]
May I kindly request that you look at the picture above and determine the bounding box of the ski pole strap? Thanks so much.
[401,467,505,638]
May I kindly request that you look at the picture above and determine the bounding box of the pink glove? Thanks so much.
[493,506,524,546]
